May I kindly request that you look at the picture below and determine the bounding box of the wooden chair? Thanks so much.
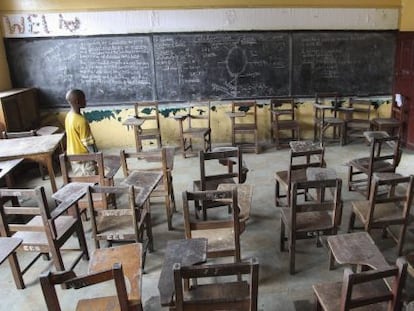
[274,142,325,207]
[0,186,89,289]
[87,185,153,267]
[344,98,373,144]
[133,101,162,151]
[173,101,211,158]
[371,95,407,140]
[182,189,241,263]
[2,129,46,179]
[120,147,176,230]
[41,243,143,311]
[230,101,260,154]
[347,135,401,199]
[313,257,407,311]
[348,173,414,256]
[59,152,120,214]
[280,178,342,274]
[313,92,345,145]
[193,147,245,220]
[173,258,259,311]
[270,98,300,149]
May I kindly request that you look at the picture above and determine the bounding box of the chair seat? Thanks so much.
[371,118,400,126]
[183,281,250,305]
[183,127,210,136]
[273,120,299,129]
[280,209,334,232]
[313,280,389,311]
[13,215,77,246]
[352,201,404,224]
[347,157,395,172]
[274,169,307,188]
[191,228,235,254]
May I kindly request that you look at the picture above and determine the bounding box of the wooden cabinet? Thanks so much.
[0,88,39,133]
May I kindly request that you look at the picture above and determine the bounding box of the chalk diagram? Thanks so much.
[212,44,252,97]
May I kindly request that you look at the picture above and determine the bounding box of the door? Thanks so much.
[394,32,414,149]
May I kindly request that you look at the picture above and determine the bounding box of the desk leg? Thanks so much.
[45,155,57,193]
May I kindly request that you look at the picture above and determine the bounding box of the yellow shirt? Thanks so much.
[65,111,95,155]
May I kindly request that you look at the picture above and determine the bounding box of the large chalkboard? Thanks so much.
[5,35,154,107]
[292,31,395,96]
[4,31,396,108]
[154,32,290,101]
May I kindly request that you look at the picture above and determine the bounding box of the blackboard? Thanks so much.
[153,32,290,101]
[5,35,155,107]
[4,31,396,108]
[292,31,396,96]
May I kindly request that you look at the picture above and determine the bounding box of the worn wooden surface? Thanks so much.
[289,140,323,153]
[328,232,390,270]
[0,133,64,192]
[158,238,207,307]
[51,182,94,203]
[363,130,389,142]
[0,158,23,179]
[306,167,337,181]
[0,237,22,265]
[217,183,253,222]
[88,243,142,302]
[121,171,162,207]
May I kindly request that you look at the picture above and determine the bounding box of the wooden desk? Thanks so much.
[122,117,145,152]
[51,182,95,203]
[328,232,390,271]
[0,159,23,186]
[121,170,162,207]
[289,140,323,153]
[363,130,389,143]
[88,243,142,303]
[217,183,253,223]
[0,133,64,192]
[158,238,208,307]
[0,237,22,265]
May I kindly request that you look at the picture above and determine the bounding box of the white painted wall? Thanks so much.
[2,8,398,38]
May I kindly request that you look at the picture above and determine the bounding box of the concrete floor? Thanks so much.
[1,141,414,311]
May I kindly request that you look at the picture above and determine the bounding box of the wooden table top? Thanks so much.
[51,182,95,202]
[89,243,142,301]
[122,116,145,127]
[0,237,22,265]
[328,232,390,270]
[363,131,389,142]
[306,167,337,181]
[121,171,162,207]
[0,158,23,179]
[217,183,253,222]
[0,133,64,158]
[289,140,323,153]
[158,238,208,307]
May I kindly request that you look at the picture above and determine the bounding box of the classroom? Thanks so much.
[0,1,414,310]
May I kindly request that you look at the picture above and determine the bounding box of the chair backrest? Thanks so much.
[288,143,325,179]
[173,258,259,311]
[86,185,144,248]
[290,178,342,233]
[347,98,372,121]
[199,147,243,190]
[120,147,172,177]
[270,98,296,122]
[314,92,341,119]
[366,173,414,231]
[40,263,132,311]
[134,101,160,130]
[59,152,109,209]
[2,129,37,139]
[340,257,407,311]
[369,136,401,170]
[182,189,241,261]
[182,101,211,130]
[231,101,258,127]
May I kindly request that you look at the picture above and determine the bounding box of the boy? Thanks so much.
[65,89,98,176]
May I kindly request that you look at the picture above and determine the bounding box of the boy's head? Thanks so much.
[66,89,86,109]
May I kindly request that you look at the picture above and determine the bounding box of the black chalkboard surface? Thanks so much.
[292,31,395,96]
[5,35,154,107]
[4,31,396,108]
[154,32,290,101]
